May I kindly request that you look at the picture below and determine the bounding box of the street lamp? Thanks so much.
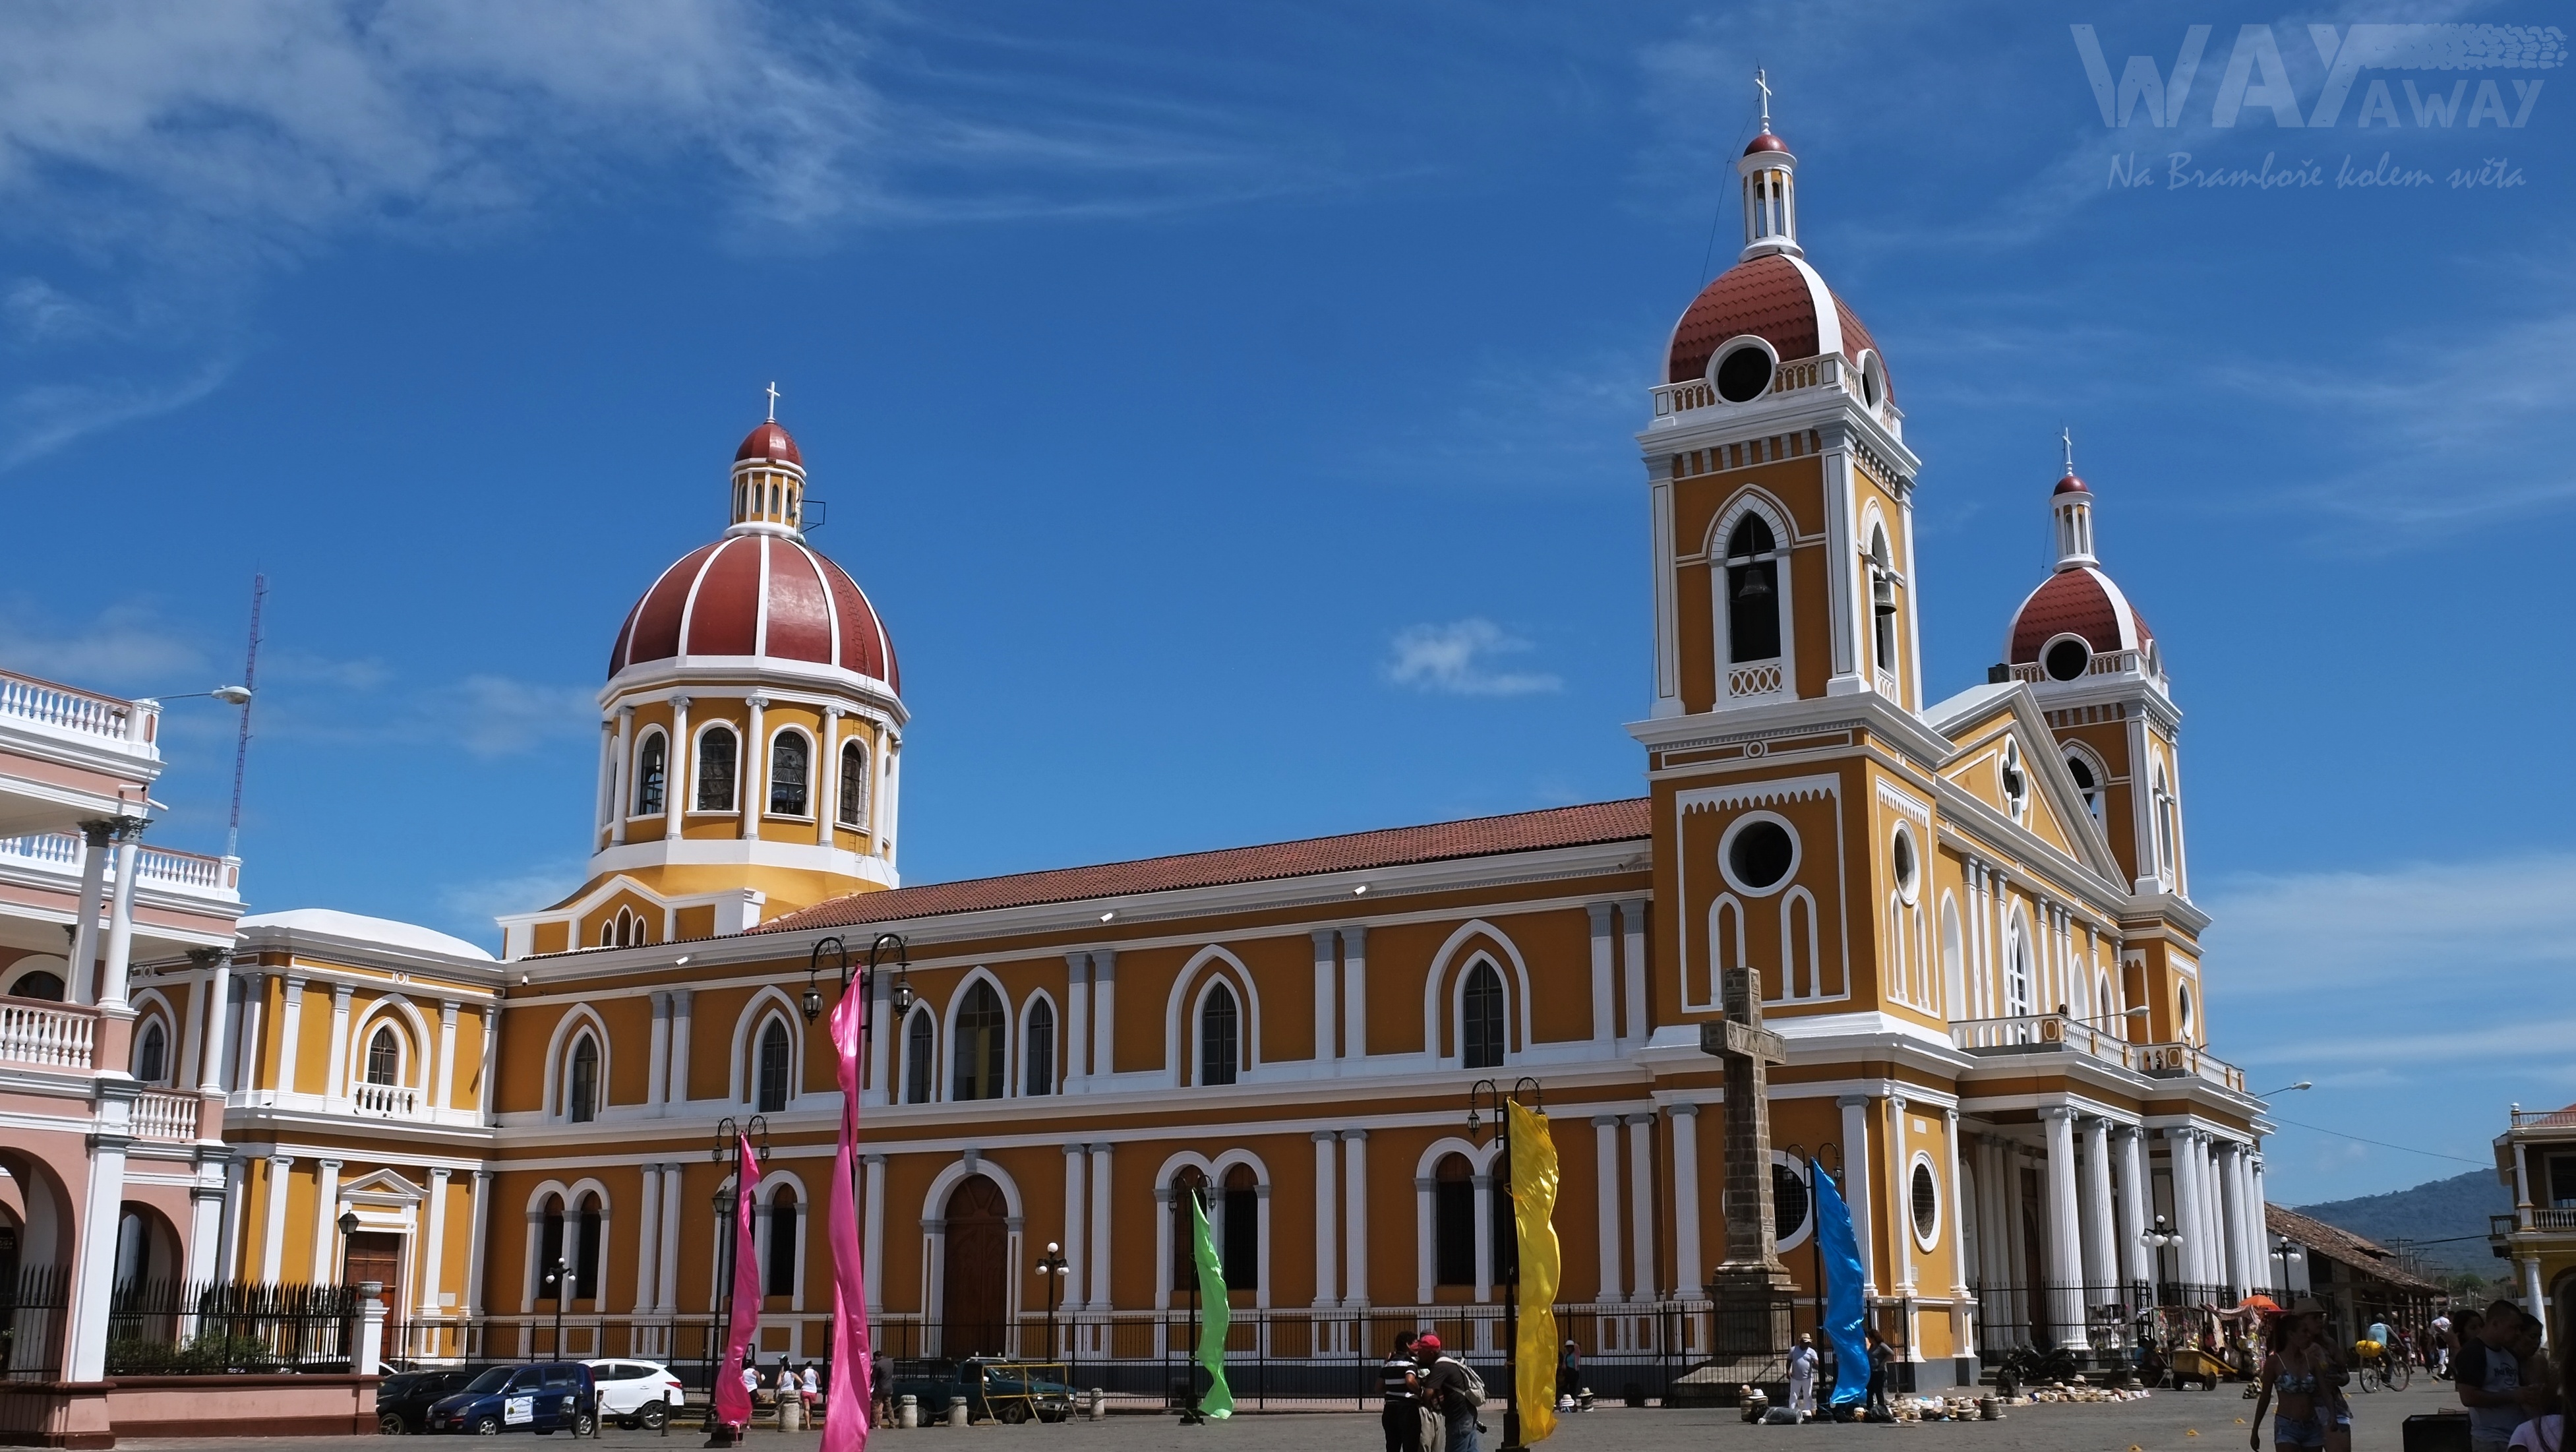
[799,932,914,1025]
[1034,1242,1069,1364]
[146,685,255,706]
[2140,1215,2184,1303]
[542,1254,572,1358]
[336,1209,360,1279]
[1466,1077,1542,1452]
[707,1117,769,1447]
[2257,1081,2312,1097]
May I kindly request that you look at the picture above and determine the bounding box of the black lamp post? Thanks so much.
[706,1116,771,1447]
[336,1209,360,1278]
[798,932,914,1027]
[543,1254,571,1358]
[1035,1242,1069,1364]
[1465,1077,1542,1452]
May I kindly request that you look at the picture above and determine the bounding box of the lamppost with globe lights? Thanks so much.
[1034,1242,1070,1364]
[543,1253,573,1358]
[2140,1215,2184,1306]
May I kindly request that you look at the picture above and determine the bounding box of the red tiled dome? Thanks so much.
[607,535,898,690]
[2007,566,2151,664]
[735,421,802,467]
[2054,473,2090,495]
[1745,131,1790,156]
[1665,252,1886,390]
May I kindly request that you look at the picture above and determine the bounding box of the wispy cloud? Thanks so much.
[0,597,210,685]
[1385,619,1562,697]
[438,859,586,936]
[444,676,598,759]
[1,360,235,471]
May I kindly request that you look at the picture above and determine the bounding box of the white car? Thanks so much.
[584,1360,686,1429]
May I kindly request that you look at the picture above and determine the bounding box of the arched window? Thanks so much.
[951,983,1005,1102]
[1221,1165,1259,1292]
[1462,962,1505,1070]
[695,725,738,812]
[1199,981,1240,1087]
[1024,1000,1055,1097]
[904,1010,934,1104]
[366,1026,400,1086]
[757,1017,793,1112]
[634,732,667,816]
[2177,984,2196,1041]
[769,733,809,816]
[135,1019,166,1083]
[2002,921,2034,1021]
[2153,766,2178,878]
[765,1187,798,1298]
[538,1194,566,1301]
[1940,896,1965,1019]
[1868,522,1898,672]
[1168,1168,1209,1288]
[1723,514,1782,664]
[2066,752,2102,822]
[837,740,868,828]
[1433,1154,1475,1286]
[7,970,64,1001]
[568,1035,600,1122]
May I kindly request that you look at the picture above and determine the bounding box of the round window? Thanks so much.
[1860,352,1886,409]
[1723,817,1797,893]
[1714,345,1773,404]
[1910,1161,1938,1241]
[2044,638,2091,681]
[1891,829,1918,902]
[1772,1161,1811,1245]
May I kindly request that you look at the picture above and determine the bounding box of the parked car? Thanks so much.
[887,1357,1073,1424]
[582,1359,686,1430]
[380,1367,500,1434]
[425,1362,599,1436]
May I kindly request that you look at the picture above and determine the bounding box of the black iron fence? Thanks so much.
[104,1279,365,1374]
[1971,1281,2276,1360]
[1,1267,67,1381]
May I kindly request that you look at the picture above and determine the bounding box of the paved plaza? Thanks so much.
[115,1378,2466,1452]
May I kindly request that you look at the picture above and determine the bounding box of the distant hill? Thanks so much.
[2293,1170,2511,1273]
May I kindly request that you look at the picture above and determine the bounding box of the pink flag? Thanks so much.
[824,983,874,1451]
[713,1133,762,1430]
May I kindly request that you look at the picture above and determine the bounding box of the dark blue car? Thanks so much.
[425,1362,599,1436]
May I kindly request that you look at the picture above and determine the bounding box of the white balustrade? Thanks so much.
[0,1000,98,1068]
[0,668,152,744]
[134,1089,200,1140]
[1648,352,1849,425]
[350,1081,421,1118]
[0,833,235,897]
[1726,663,1784,699]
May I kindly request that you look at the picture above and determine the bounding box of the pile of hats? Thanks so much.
[1891,1395,1987,1422]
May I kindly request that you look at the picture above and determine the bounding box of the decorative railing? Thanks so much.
[133,1089,200,1140]
[0,667,154,746]
[2141,1041,2246,1093]
[0,833,238,897]
[2538,1208,2576,1230]
[349,1081,421,1118]
[1726,662,1783,699]
[0,999,97,1069]
[2008,648,2153,685]
[2510,1105,2576,1130]
[1950,1014,2248,1092]
[1648,352,1849,424]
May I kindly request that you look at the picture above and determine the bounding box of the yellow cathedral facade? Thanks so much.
[3,107,2274,1403]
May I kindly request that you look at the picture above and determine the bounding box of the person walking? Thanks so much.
[1380,1332,1424,1452]
[869,1348,893,1428]
[1865,1327,1895,1420]
[2253,1300,2349,1452]
[800,1364,822,1417]
[1416,1333,1483,1452]
[1786,1333,1819,1420]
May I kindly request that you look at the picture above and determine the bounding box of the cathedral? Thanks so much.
[0,106,2269,1412]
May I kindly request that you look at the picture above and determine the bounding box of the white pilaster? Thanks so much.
[1586,903,1616,1046]
[743,694,766,839]
[1627,1112,1658,1301]
[1343,1130,1370,1306]
[816,706,841,848]
[1943,1111,1973,1350]
[1619,899,1649,1044]
[1889,1095,1915,1293]
[1063,953,1091,1088]
[276,977,307,1098]
[1310,931,1337,1064]
[424,1167,454,1315]
[67,822,110,1005]
[1593,1116,1623,1300]
[259,1155,295,1283]
[64,1118,133,1380]
[1311,1131,1339,1307]
[434,1000,460,1113]
[2169,1129,2207,1288]
[1061,1144,1087,1310]
[218,1155,246,1282]
[311,1159,344,1283]
[1472,1170,1495,1304]
[1089,952,1116,1081]
[195,953,234,1095]
[862,1156,885,1317]
[1086,1143,1113,1308]
[324,983,354,1107]
[632,1165,659,1314]
[1340,926,1367,1063]
[229,972,264,1096]
[645,992,671,1112]
[611,705,633,845]
[664,695,691,840]
[465,1170,493,1318]
[666,989,692,1108]
[1839,1095,1876,1294]
[1671,1101,1704,1296]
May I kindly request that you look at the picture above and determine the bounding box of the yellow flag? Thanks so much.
[1509,1100,1561,1444]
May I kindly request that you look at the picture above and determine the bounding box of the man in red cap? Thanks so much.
[1414,1333,1483,1452]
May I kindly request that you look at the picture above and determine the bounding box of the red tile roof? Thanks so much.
[756,798,1652,934]
[608,533,899,689]
[2264,1203,2442,1294]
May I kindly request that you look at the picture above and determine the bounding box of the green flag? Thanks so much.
[1186,1192,1234,1418]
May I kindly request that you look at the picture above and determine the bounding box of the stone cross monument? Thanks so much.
[1699,965,1796,1360]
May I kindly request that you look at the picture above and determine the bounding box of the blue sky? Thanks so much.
[3,1,2569,1203]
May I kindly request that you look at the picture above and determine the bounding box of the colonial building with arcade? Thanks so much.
[2,103,2275,1412]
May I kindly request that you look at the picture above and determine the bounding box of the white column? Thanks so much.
[1587,903,1617,1046]
[2249,1155,2273,1288]
[1340,926,1368,1063]
[2200,1137,2227,1287]
[1089,951,1116,1082]
[67,822,111,1005]
[1472,1170,1495,1304]
[423,1167,454,1314]
[880,737,901,866]
[816,706,841,848]
[1310,931,1337,1064]
[434,1000,460,1114]
[1311,1131,1340,1306]
[188,1184,225,1281]
[2081,1117,2118,1290]
[324,983,354,1106]
[632,1164,660,1314]
[1943,1111,1973,1348]
[1671,1101,1704,1296]
[465,1170,493,1318]
[98,824,144,1010]
[2169,1130,2207,1288]
[1888,1096,1915,1293]
[644,992,671,1111]
[1063,953,1091,1088]
[866,967,893,1102]
[64,1122,132,1379]
[196,952,234,1095]
[651,1165,679,1316]
[218,1156,247,1281]
[1061,1144,1088,1311]
[667,989,692,1108]
[311,1159,343,1283]
[2039,1108,2085,1349]
[1619,899,1649,1044]
[1840,1095,1876,1294]
[664,694,691,839]
[2116,1127,2151,1286]
[1594,1116,1624,1300]
[611,705,634,845]
[275,978,307,1099]
[743,694,766,839]
[862,1157,886,1316]
[597,718,617,840]
[229,972,264,1096]
[476,1004,499,1120]
[259,1155,295,1282]
[1087,1144,1113,1308]
[1343,1130,1370,1307]
[1627,1112,1658,1302]
[1414,1174,1436,1304]
[2524,1256,2548,1333]
[2218,1140,2251,1296]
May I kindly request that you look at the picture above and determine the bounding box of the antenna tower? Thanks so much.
[225,574,266,861]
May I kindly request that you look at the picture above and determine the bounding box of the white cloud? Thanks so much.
[1,361,235,471]
[444,675,599,759]
[1385,619,1561,698]
[438,859,585,936]
[2205,853,2576,992]
[0,597,210,686]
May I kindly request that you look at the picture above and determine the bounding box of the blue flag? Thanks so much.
[1811,1166,1868,1408]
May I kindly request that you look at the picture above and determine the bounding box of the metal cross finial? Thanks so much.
[765,381,780,423]
[2062,425,2075,475]
[1755,68,1772,131]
